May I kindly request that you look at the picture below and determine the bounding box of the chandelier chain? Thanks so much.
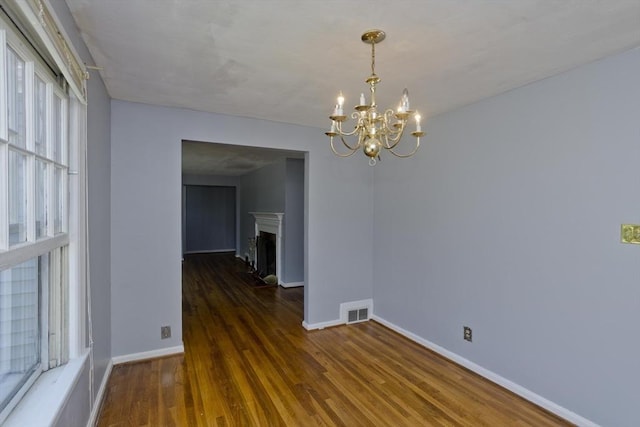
[371,40,376,77]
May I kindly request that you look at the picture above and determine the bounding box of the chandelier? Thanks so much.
[325,30,423,166]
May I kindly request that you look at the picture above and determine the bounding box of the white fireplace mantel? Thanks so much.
[250,212,284,284]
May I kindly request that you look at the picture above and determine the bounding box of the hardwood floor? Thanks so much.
[97,253,572,426]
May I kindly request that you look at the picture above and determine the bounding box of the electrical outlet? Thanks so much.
[463,326,472,342]
[161,326,171,339]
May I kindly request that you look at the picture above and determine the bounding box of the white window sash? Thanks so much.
[67,95,86,358]
[0,142,7,252]
[0,233,68,271]
[0,28,6,142]
[25,61,35,243]
[0,21,6,243]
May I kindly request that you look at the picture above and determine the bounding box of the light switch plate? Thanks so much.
[621,224,640,244]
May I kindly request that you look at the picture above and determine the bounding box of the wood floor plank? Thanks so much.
[97,253,573,426]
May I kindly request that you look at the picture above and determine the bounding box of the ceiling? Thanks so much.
[65,0,640,175]
[182,140,304,176]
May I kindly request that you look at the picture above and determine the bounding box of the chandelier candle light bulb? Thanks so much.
[401,88,410,112]
[325,29,423,166]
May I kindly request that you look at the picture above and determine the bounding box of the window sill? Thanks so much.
[4,350,89,427]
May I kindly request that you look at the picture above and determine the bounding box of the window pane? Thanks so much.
[7,48,26,148]
[0,256,42,413]
[35,160,47,239]
[8,150,27,245]
[34,77,47,156]
[54,167,63,234]
[53,96,62,164]
[48,247,68,369]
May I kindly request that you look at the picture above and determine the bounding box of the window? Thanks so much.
[0,15,71,423]
[0,257,42,409]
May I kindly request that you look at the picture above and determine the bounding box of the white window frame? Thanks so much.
[0,5,87,423]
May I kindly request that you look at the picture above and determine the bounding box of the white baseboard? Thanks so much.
[371,315,598,427]
[280,281,304,288]
[302,318,343,330]
[87,359,113,427]
[112,345,185,365]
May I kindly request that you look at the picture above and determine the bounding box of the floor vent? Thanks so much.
[341,299,373,325]
[347,307,369,324]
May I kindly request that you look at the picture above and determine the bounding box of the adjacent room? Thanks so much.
[0,1,638,426]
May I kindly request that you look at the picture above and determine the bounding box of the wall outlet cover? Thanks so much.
[161,325,171,339]
[464,326,472,342]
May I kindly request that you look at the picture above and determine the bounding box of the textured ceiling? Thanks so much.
[65,0,640,174]
[182,141,304,176]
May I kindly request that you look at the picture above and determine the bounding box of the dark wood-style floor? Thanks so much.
[97,253,572,426]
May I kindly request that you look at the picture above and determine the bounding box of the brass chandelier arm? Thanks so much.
[379,110,423,150]
[389,138,421,158]
[384,129,407,149]
[380,126,407,150]
[329,137,360,157]
[339,134,361,151]
[335,127,361,137]
[334,112,364,137]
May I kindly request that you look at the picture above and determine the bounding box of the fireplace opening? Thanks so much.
[256,231,277,277]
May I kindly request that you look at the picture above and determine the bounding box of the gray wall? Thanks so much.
[238,157,305,284]
[372,47,640,427]
[284,158,304,283]
[184,185,236,253]
[239,159,287,260]
[111,101,374,356]
[182,174,241,255]
[49,0,112,424]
